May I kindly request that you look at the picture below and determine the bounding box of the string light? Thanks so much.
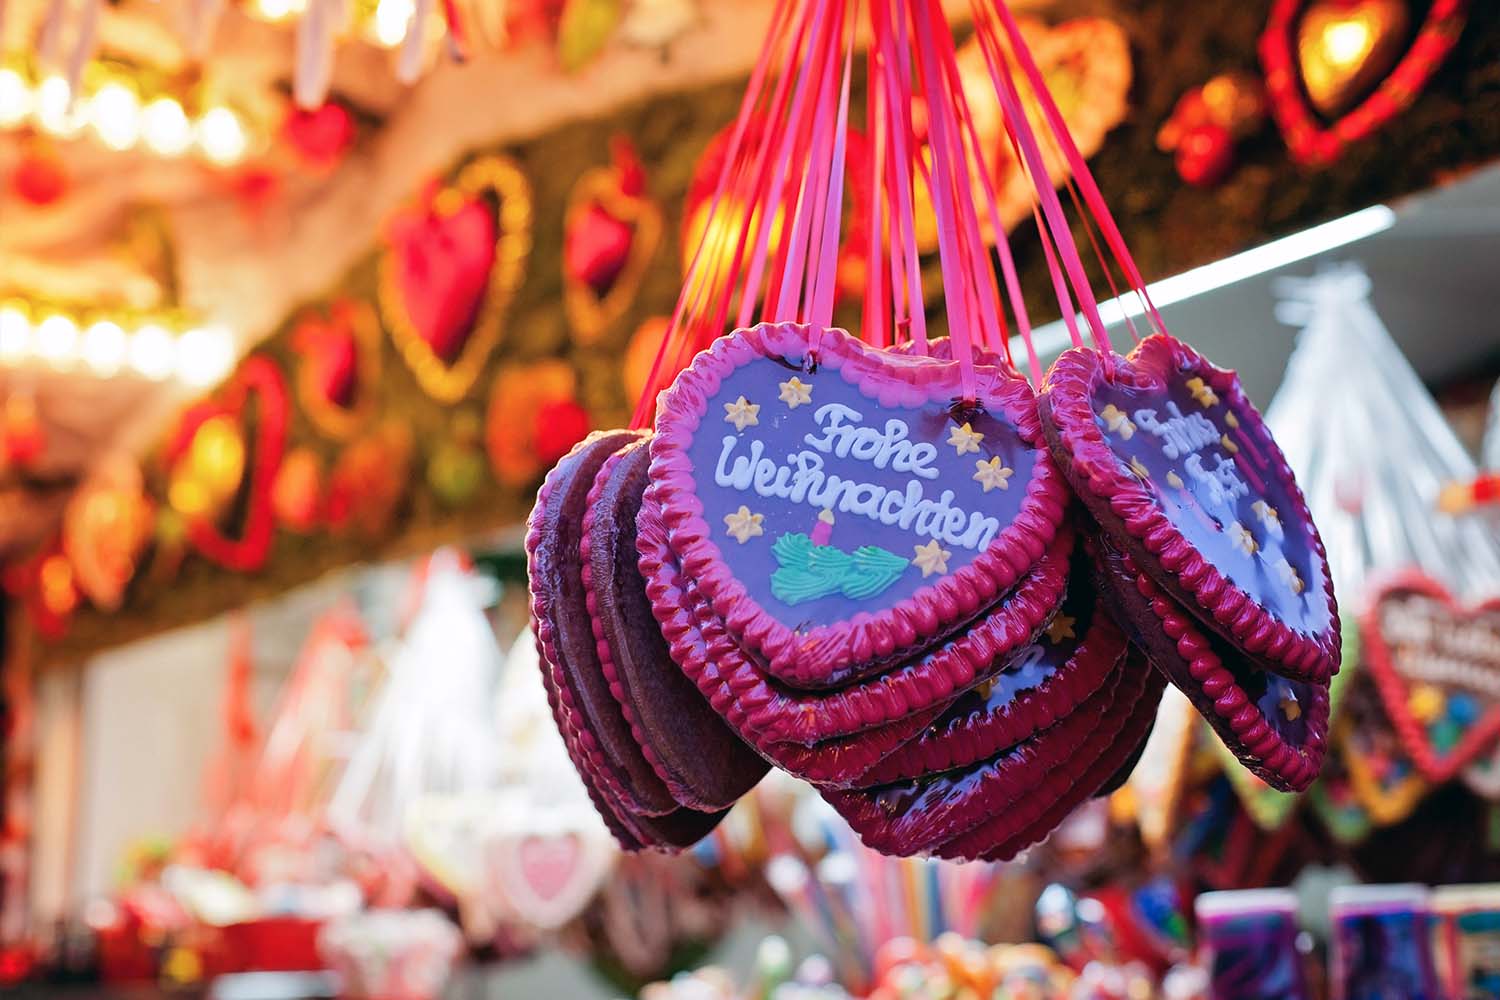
[373,0,416,47]
[0,304,233,385]
[87,84,143,152]
[0,70,253,166]
[255,0,307,20]
[128,324,176,380]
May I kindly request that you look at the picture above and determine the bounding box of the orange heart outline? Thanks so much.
[1336,699,1430,827]
[295,300,383,441]
[379,155,533,403]
[562,166,663,345]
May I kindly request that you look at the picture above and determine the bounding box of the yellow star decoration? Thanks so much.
[1220,433,1239,454]
[723,505,764,544]
[1273,557,1304,595]
[1129,457,1150,481]
[973,457,1014,493]
[1279,694,1302,722]
[947,422,984,456]
[1186,377,1219,409]
[912,540,952,578]
[1166,470,1185,490]
[722,395,760,431]
[1045,614,1076,644]
[1252,500,1281,532]
[1225,411,1240,429]
[1099,404,1135,439]
[1229,521,1258,556]
[778,377,813,409]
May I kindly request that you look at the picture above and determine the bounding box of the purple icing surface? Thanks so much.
[684,353,1037,630]
[1089,369,1331,638]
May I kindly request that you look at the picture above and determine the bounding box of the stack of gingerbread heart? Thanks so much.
[528,319,1169,860]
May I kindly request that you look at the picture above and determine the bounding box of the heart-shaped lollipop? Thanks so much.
[649,322,1069,689]
[1040,334,1339,683]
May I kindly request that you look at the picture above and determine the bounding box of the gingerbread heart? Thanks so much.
[854,550,1128,785]
[1092,537,1328,793]
[1260,0,1468,166]
[380,156,532,402]
[1362,571,1500,783]
[562,142,663,345]
[649,322,1069,688]
[293,299,381,440]
[1040,335,1339,683]
[489,829,614,930]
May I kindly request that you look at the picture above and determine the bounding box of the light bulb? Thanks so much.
[141,98,192,156]
[175,325,235,387]
[82,321,128,375]
[374,0,416,47]
[88,84,142,151]
[196,107,248,166]
[35,75,83,137]
[0,306,31,360]
[0,69,33,128]
[35,315,79,366]
[128,324,175,379]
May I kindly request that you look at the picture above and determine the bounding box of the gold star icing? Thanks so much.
[912,539,952,578]
[722,395,760,431]
[1186,377,1219,408]
[947,422,984,456]
[1129,456,1150,481]
[1253,500,1281,532]
[1225,411,1240,429]
[1166,470,1185,490]
[1220,434,1239,454]
[1280,695,1302,722]
[1229,521,1258,556]
[1045,614,1076,644]
[973,457,1014,493]
[1099,404,1135,439]
[1273,556,1304,595]
[778,377,813,409]
[723,506,764,544]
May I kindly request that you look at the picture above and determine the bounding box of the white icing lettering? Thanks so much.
[1134,401,1219,459]
[1185,452,1250,507]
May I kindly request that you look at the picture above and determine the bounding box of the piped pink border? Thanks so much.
[639,483,1072,744]
[649,321,1070,688]
[856,603,1128,784]
[1040,335,1340,683]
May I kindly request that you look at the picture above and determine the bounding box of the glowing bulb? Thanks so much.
[1323,19,1373,67]
[34,315,79,366]
[175,325,235,387]
[374,0,416,47]
[255,0,304,19]
[35,75,83,137]
[196,107,248,166]
[88,84,142,151]
[0,306,31,360]
[82,321,128,375]
[141,98,191,156]
[0,69,33,128]
[128,324,175,379]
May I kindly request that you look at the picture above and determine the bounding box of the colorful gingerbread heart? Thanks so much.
[1040,335,1339,683]
[580,438,768,810]
[649,322,1069,689]
[1092,536,1328,792]
[1361,571,1500,784]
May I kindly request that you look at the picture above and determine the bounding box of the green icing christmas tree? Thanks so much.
[769,511,910,606]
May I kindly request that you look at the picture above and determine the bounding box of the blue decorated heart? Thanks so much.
[647,322,1069,689]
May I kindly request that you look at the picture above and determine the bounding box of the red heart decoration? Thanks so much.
[1363,571,1500,783]
[292,300,381,440]
[379,157,532,403]
[389,196,496,364]
[182,356,288,573]
[1259,0,1469,166]
[282,102,355,171]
